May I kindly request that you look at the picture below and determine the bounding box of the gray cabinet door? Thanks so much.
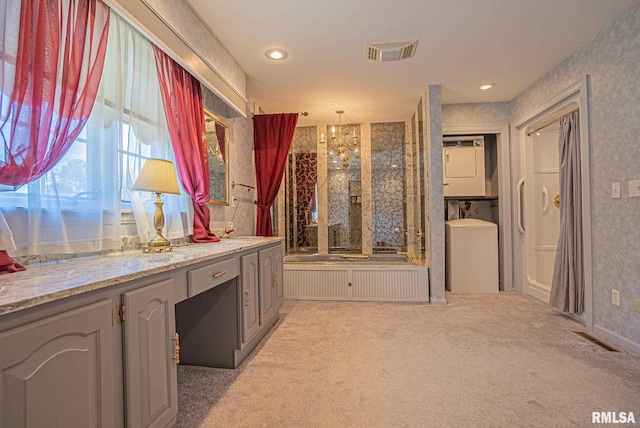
[272,244,285,311]
[0,300,115,428]
[258,248,275,324]
[123,278,177,428]
[241,252,260,346]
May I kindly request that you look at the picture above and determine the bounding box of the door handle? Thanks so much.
[542,187,549,214]
[517,178,526,233]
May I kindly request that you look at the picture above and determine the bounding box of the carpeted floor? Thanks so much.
[175,293,640,427]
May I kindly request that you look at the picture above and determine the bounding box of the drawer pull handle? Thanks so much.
[212,271,227,279]
[272,272,278,287]
[245,291,250,307]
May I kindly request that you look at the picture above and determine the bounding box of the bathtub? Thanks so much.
[284,253,429,302]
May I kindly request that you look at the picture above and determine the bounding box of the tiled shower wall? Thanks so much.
[287,122,407,254]
[371,122,406,250]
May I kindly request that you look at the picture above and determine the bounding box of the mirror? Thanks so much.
[205,110,229,205]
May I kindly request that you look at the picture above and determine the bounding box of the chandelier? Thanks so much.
[322,110,359,168]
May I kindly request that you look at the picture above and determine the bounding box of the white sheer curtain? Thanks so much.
[0,8,191,256]
[93,12,192,243]
[0,0,120,256]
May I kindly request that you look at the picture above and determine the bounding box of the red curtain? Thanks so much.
[0,0,110,273]
[0,0,110,186]
[215,122,225,162]
[153,46,219,242]
[253,113,298,236]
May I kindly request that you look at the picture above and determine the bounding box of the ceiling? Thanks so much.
[186,0,636,126]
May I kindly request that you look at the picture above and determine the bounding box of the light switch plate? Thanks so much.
[629,180,640,198]
[632,299,640,313]
[612,182,621,198]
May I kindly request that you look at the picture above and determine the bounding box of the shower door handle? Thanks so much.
[415,230,424,239]
[517,178,526,234]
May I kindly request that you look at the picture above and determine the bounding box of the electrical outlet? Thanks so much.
[612,289,621,307]
[612,182,621,199]
[632,299,640,313]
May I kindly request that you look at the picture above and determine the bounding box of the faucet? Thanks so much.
[222,222,236,238]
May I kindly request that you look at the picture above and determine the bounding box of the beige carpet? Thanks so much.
[176,293,640,427]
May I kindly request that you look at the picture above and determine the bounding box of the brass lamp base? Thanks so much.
[142,235,173,253]
[141,192,174,253]
[142,243,174,253]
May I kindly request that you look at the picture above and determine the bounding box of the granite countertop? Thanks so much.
[0,237,282,317]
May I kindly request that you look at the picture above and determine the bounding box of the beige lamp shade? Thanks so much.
[132,159,181,195]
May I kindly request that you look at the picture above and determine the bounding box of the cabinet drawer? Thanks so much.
[187,258,240,297]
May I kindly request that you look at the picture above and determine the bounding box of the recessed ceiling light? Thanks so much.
[265,48,288,60]
[479,83,495,90]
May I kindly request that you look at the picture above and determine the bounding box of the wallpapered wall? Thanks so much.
[509,2,640,348]
[442,103,510,127]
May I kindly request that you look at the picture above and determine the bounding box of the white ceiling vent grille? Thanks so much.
[365,41,418,62]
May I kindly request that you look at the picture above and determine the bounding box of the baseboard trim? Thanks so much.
[430,297,447,306]
[593,324,640,354]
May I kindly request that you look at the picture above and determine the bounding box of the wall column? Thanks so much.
[425,85,445,304]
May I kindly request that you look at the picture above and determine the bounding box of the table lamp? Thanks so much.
[132,159,181,253]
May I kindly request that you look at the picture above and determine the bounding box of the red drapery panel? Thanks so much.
[153,46,219,242]
[253,113,298,236]
[0,0,110,273]
[215,122,225,162]
[0,0,110,186]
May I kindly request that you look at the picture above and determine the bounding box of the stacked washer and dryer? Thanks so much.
[443,136,499,293]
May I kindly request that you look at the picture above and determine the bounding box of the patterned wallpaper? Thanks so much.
[371,122,406,249]
[509,2,640,347]
[442,102,511,127]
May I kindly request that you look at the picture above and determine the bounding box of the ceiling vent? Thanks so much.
[366,41,418,62]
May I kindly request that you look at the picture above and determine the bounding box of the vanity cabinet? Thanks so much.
[240,252,260,347]
[0,237,284,428]
[122,278,178,428]
[258,243,284,324]
[0,300,116,427]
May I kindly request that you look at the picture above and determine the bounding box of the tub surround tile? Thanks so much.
[317,126,329,254]
[0,237,282,316]
[360,123,372,254]
[405,120,416,255]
